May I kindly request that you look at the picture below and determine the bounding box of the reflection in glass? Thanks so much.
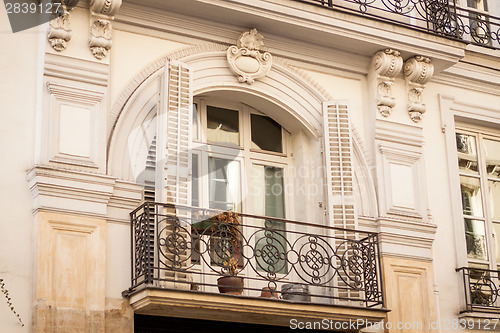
[494,222,500,264]
[456,133,478,174]
[484,139,500,178]
[489,180,500,221]
[208,157,240,211]
[465,219,488,260]
[192,103,199,140]
[207,106,239,145]
[253,165,287,274]
[460,176,484,217]
[192,154,199,207]
[251,114,283,153]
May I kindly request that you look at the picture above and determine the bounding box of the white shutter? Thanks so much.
[323,101,359,304]
[156,60,193,209]
[323,102,355,230]
[155,59,193,288]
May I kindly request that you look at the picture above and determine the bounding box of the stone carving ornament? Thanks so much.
[89,18,112,59]
[48,12,72,52]
[372,49,403,117]
[89,0,122,59]
[404,56,434,123]
[227,29,272,84]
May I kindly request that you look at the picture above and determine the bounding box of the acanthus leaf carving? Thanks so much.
[372,49,403,117]
[88,0,121,59]
[48,12,72,52]
[89,18,112,59]
[227,29,272,84]
[404,56,434,123]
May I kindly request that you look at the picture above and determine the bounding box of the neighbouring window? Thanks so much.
[456,130,500,269]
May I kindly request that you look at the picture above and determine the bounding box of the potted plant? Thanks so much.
[217,257,244,295]
[209,211,244,295]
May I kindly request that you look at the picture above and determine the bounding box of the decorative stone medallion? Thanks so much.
[227,29,272,84]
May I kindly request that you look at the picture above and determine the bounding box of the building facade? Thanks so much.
[1,0,500,332]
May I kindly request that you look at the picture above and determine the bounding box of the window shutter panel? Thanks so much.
[323,101,359,304]
[154,59,193,288]
[323,102,355,230]
[156,59,193,209]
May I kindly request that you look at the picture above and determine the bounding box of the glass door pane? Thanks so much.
[460,176,484,217]
[456,133,479,174]
[208,157,241,211]
[253,165,287,274]
[465,219,488,260]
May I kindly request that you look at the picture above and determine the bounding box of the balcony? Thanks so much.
[124,202,387,326]
[457,267,500,313]
[294,0,500,50]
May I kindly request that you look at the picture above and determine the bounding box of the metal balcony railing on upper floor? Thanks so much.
[125,202,384,309]
[457,267,500,313]
[294,0,500,50]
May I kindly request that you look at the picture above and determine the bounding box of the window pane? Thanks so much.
[456,133,479,174]
[489,180,500,221]
[465,219,488,260]
[208,157,240,211]
[251,114,283,153]
[207,106,239,145]
[192,103,199,140]
[460,175,484,217]
[253,165,287,274]
[494,222,500,264]
[192,154,199,207]
[252,165,285,218]
[484,138,500,178]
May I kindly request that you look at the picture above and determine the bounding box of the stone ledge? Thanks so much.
[128,287,389,328]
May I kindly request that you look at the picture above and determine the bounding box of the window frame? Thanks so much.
[456,125,500,270]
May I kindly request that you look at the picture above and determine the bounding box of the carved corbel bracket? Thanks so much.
[404,56,434,123]
[89,18,112,59]
[372,49,403,117]
[89,0,122,59]
[48,12,72,52]
[227,29,272,84]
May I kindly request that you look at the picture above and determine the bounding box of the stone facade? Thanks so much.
[1,0,500,332]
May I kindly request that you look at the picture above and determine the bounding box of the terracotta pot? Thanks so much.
[217,276,244,295]
[260,287,278,299]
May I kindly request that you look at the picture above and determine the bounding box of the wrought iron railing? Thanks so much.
[125,202,384,308]
[293,0,500,50]
[457,267,500,312]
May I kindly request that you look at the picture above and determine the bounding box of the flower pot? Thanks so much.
[260,287,278,299]
[217,276,244,295]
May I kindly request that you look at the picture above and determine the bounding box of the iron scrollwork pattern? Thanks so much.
[295,0,500,49]
[458,267,500,312]
[128,202,384,308]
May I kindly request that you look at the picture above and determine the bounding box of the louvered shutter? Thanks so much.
[322,101,359,304]
[155,59,193,288]
[323,102,355,229]
[156,60,193,208]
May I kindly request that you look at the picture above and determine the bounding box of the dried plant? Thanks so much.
[0,278,24,327]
